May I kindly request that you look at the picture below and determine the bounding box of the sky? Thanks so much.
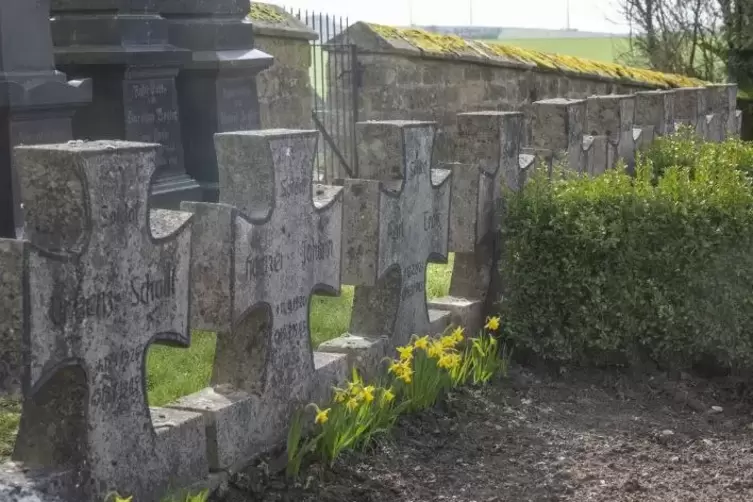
[271,0,630,34]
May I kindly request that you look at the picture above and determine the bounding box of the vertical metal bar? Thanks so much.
[332,15,342,182]
[323,14,332,182]
[350,39,359,178]
[318,13,328,181]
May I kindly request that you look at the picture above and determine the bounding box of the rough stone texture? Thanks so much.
[706,84,739,141]
[51,0,202,209]
[0,239,24,397]
[431,112,522,333]
[586,95,637,172]
[0,462,73,502]
[635,90,675,137]
[531,98,587,172]
[343,121,451,348]
[582,135,612,177]
[252,5,318,130]
[674,87,708,135]
[174,129,344,469]
[426,297,483,336]
[318,334,389,379]
[0,0,91,237]
[328,47,646,165]
[9,140,206,502]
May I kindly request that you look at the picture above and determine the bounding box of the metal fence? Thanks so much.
[290,9,359,182]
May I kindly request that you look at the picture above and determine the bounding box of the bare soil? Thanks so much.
[218,365,753,502]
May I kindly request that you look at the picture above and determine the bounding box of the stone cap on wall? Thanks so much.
[328,22,707,90]
[249,3,318,41]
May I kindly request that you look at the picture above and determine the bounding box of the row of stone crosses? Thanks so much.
[0,84,740,501]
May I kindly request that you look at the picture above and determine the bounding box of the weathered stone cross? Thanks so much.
[9,141,205,501]
[337,121,452,348]
[176,129,344,469]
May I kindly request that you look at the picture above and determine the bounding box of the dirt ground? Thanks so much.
[218,365,753,502]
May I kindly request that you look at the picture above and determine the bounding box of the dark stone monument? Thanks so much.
[158,0,273,201]
[0,0,91,238]
[50,0,202,208]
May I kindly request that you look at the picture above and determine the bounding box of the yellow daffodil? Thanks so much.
[381,388,395,404]
[360,385,375,404]
[451,326,465,343]
[315,407,330,425]
[388,360,402,375]
[333,388,347,403]
[114,497,133,502]
[346,397,359,411]
[413,335,430,350]
[440,335,458,349]
[485,316,501,331]
[427,340,445,359]
[397,345,414,361]
[438,353,461,370]
[398,371,412,384]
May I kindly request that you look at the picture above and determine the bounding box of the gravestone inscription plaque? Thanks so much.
[50,0,201,208]
[173,129,346,469]
[0,0,91,238]
[157,0,273,201]
[9,140,206,502]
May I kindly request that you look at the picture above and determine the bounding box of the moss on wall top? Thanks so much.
[364,23,706,89]
[248,3,318,41]
[249,3,287,23]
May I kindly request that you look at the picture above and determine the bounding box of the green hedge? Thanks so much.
[498,131,753,371]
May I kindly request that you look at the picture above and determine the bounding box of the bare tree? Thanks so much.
[619,0,752,83]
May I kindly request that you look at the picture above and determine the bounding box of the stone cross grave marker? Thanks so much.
[338,121,452,348]
[175,129,344,469]
[706,84,738,141]
[635,90,675,139]
[586,95,638,173]
[428,112,522,332]
[674,87,708,137]
[9,141,206,502]
[531,98,587,173]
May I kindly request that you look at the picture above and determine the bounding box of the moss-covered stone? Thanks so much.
[249,3,286,23]
[365,22,706,89]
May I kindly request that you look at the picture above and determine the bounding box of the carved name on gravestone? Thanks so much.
[530,98,587,173]
[0,239,24,397]
[586,95,638,172]
[428,112,522,332]
[338,121,452,348]
[51,0,201,208]
[9,141,206,502]
[173,130,345,469]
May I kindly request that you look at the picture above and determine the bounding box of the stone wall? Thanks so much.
[251,4,316,129]
[328,22,706,164]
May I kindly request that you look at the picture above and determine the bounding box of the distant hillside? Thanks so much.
[415,25,626,40]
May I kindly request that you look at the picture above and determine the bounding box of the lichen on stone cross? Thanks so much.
[184,129,343,400]
[10,141,195,501]
[342,121,451,347]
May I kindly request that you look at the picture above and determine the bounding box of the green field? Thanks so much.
[0,257,454,461]
[482,37,632,64]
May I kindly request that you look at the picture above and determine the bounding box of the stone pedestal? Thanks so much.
[158,0,273,202]
[50,0,202,209]
[0,0,91,238]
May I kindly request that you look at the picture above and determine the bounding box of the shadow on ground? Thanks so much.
[220,365,753,502]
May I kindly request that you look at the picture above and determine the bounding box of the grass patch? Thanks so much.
[0,257,455,459]
[0,397,21,462]
[480,37,631,64]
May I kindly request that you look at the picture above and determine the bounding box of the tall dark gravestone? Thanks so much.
[158,0,273,201]
[0,0,91,238]
[50,0,202,208]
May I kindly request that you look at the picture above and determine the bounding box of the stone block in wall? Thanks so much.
[706,83,738,141]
